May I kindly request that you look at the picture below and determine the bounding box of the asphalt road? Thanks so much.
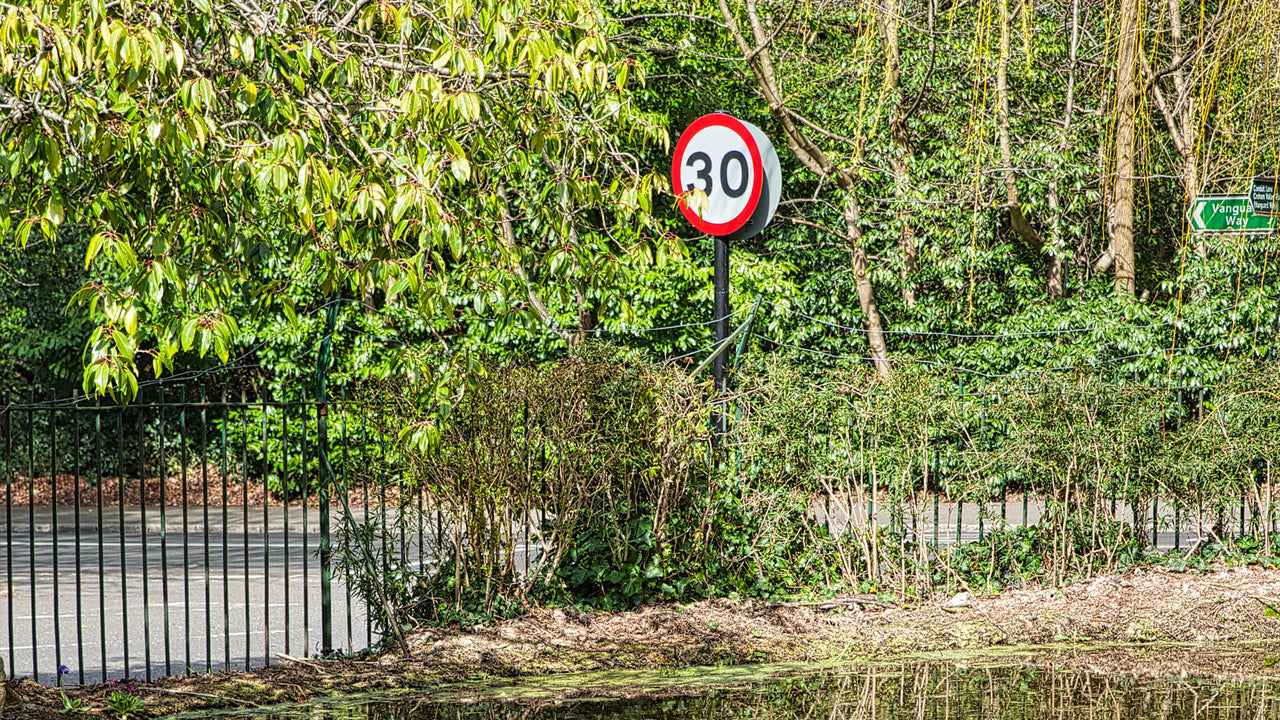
[809,496,1217,547]
[0,506,391,685]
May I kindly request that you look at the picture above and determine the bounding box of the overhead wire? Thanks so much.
[665,338,729,364]
[578,306,749,334]
[7,284,1267,409]
[773,301,1237,339]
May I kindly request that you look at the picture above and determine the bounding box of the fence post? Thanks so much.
[315,300,339,657]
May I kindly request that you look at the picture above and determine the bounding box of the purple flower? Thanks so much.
[57,665,70,677]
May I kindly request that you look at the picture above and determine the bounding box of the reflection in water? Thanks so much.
[248,663,1280,720]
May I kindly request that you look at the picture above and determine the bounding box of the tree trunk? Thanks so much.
[1047,178,1064,300]
[0,656,16,718]
[1165,0,1198,197]
[1085,79,1112,285]
[1143,0,1199,202]
[890,155,919,310]
[496,185,573,343]
[1043,0,1082,301]
[1112,0,1140,296]
[844,194,891,380]
[715,0,892,378]
[997,0,1061,298]
[878,0,918,310]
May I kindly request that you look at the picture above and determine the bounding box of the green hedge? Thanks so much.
[335,346,1280,631]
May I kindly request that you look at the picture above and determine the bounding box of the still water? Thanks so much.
[224,663,1279,720]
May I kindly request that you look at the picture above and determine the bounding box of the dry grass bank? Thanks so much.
[8,563,1280,718]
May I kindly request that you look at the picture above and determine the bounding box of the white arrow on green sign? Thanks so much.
[1187,194,1277,234]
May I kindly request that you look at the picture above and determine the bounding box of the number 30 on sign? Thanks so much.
[671,113,780,241]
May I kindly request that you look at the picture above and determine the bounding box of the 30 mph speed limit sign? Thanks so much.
[671,113,780,240]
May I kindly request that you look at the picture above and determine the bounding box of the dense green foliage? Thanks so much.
[727,355,1280,593]
[356,345,840,625]
[0,230,93,396]
[334,346,1280,632]
[615,0,1280,382]
[1,0,1277,396]
[0,0,674,399]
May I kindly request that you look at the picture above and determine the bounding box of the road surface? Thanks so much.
[1,506,387,685]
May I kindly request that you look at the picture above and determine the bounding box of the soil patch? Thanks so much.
[7,563,1280,719]
[398,563,1280,670]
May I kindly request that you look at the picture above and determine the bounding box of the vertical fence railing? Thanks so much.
[3,392,12,682]
[0,380,1272,684]
[810,381,1274,556]
[0,386,392,685]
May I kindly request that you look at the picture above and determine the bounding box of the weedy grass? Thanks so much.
[333,346,1280,633]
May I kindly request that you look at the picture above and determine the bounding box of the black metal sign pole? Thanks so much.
[671,113,778,443]
[713,234,729,438]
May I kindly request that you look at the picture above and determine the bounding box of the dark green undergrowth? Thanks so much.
[333,343,1280,634]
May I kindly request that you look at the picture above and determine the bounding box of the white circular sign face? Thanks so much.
[725,120,781,243]
[671,114,764,237]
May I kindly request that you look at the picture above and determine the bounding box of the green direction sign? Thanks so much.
[1187,194,1277,234]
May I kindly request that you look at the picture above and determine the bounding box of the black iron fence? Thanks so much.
[1,382,1275,685]
[0,385,429,685]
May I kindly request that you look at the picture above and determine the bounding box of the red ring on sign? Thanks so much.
[671,114,764,236]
